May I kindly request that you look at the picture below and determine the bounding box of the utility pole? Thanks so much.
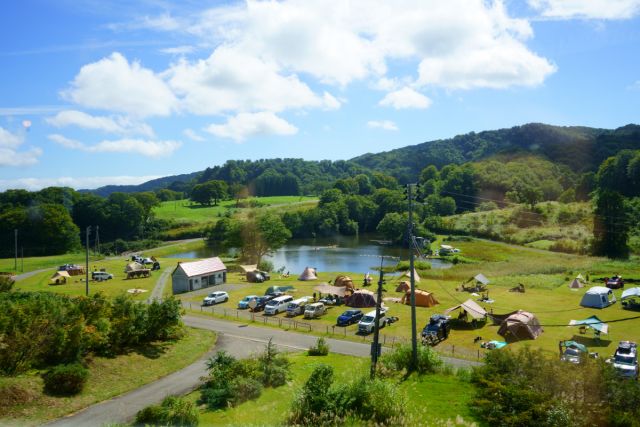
[85,226,91,296]
[21,247,24,272]
[14,229,17,272]
[370,256,386,379]
[407,183,418,370]
[94,225,100,255]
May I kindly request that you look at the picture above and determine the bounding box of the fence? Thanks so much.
[183,301,486,361]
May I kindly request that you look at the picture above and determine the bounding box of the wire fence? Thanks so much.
[182,301,487,361]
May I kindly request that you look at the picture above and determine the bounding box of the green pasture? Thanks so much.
[192,352,476,426]
[0,252,102,275]
[0,327,216,427]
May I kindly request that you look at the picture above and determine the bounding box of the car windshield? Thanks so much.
[615,354,636,365]
[266,300,278,306]
[361,316,374,322]
[207,293,215,297]
[345,310,359,316]
[565,348,581,356]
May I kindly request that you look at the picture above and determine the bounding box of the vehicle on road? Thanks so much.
[609,341,639,379]
[304,302,327,319]
[286,296,312,317]
[238,295,259,309]
[337,309,363,326]
[421,314,451,345]
[203,291,229,306]
[91,271,113,281]
[264,295,294,315]
[358,309,387,334]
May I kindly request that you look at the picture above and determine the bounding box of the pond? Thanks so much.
[166,234,451,274]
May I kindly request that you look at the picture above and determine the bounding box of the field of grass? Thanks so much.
[0,327,216,427]
[0,252,103,275]
[191,352,476,426]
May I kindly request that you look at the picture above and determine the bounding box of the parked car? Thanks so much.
[91,271,113,281]
[358,309,388,334]
[203,291,229,306]
[319,295,344,306]
[610,341,639,379]
[250,295,276,312]
[421,314,451,344]
[264,295,294,315]
[304,302,327,319]
[286,296,312,317]
[337,309,363,326]
[238,295,259,310]
[605,275,624,289]
[561,346,584,364]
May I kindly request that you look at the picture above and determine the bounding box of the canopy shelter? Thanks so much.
[444,299,488,320]
[580,286,616,309]
[50,270,70,284]
[460,273,490,292]
[402,269,421,283]
[346,289,377,308]
[298,267,318,281]
[569,278,584,289]
[314,283,347,297]
[569,315,609,334]
[240,264,258,273]
[125,262,145,272]
[497,310,543,341]
[401,289,438,307]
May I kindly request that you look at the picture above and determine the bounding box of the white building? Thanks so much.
[172,257,227,294]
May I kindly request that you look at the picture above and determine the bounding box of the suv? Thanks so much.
[611,341,639,379]
[304,302,327,319]
[421,314,451,344]
[358,309,387,334]
[337,309,363,326]
[92,271,113,281]
[203,291,229,306]
[264,295,294,315]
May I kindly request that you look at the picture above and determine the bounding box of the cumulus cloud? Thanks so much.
[62,52,177,117]
[379,87,431,109]
[529,0,640,20]
[46,110,154,137]
[0,127,42,166]
[0,175,162,192]
[205,112,298,142]
[48,134,181,158]
[183,128,206,142]
[367,120,398,131]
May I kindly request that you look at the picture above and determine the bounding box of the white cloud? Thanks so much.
[0,175,162,192]
[49,134,181,158]
[529,0,640,20]
[160,45,196,55]
[46,110,154,137]
[629,80,640,90]
[0,127,42,166]
[205,112,298,142]
[379,87,432,109]
[183,128,206,142]
[0,106,67,116]
[62,52,177,117]
[367,120,398,131]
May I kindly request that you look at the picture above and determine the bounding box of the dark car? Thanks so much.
[337,309,363,326]
[250,295,277,312]
[605,275,624,289]
[421,314,451,344]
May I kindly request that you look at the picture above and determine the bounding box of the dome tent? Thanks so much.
[346,289,377,308]
[497,310,543,341]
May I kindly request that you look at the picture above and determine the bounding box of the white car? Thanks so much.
[203,291,229,306]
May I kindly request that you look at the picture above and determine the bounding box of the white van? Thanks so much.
[358,309,387,334]
[304,302,327,319]
[92,271,113,281]
[286,296,312,317]
[264,295,294,315]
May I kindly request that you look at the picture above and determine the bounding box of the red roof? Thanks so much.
[177,257,226,277]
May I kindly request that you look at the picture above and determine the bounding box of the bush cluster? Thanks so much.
[0,292,183,375]
[42,363,89,396]
[199,339,290,409]
[135,396,199,427]
[380,344,442,375]
[307,337,330,356]
[0,275,14,292]
[395,260,431,271]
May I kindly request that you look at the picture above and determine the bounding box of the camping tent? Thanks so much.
[402,269,421,283]
[497,310,543,340]
[314,283,347,297]
[334,275,354,290]
[49,270,70,284]
[569,278,584,289]
[569,315,609,334]
[395,281,410,293]
[125,262,145,272]
[622,288,640,300]
[298,267,318,281]
[347,290,377,308]
[401,289,438,307]
[580,286,616,309]
[444,299,488,320]
[576,273,586,282]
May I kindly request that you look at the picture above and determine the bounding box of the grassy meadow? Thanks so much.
[0,252,103,275]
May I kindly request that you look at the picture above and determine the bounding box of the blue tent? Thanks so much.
[569,315,609,334]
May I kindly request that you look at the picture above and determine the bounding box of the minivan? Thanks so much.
[286,296,312,317]
[358,309,387,334]
[304,302,327,319]
[264,295,294,315]
[92,271,113,281]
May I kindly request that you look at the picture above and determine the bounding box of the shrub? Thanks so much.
[308,337,330,356]
[0,275,14,292]
[135,396,199,427]
[476,201,499,211]
[258,338,291,387]
[257,259,274,272]
[395,260,431,271]
[229,377,263,406]
[42,363,89,396]
[380,344,442,375]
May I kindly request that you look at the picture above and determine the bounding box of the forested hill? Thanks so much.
[81,171,201,197]
[351,123,640,183]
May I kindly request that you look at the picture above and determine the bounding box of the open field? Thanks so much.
[0,327,216,427]
[191,352,476,426]
[0,252,103,275]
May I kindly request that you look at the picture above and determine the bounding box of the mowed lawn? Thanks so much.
[179,238,640,359]
[191,352,477,426]
[0,327,216,427]
[0,252,103,275]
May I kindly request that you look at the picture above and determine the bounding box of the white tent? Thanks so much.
[580,286,616,309]
[569,278,584,289]
[474,274,490,286]
[298,267,318,281]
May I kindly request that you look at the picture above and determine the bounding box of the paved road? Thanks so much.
[13,267,55,281]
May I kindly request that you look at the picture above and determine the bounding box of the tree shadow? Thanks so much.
[131,341,170,360]
[570,334,612,348]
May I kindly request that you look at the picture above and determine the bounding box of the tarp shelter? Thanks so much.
[569,315,609,334]
[497,310,543,341]
[561,340,588,353]
[622,288,640,300]
[401,289,438,307]
[444,299,488,320]
[265,285,294,295]
[569,278,585,289]
[396,281,410,292]
[314,283,347,297]
[240,264,258,273]
[347,289,377,308]
[50,270,70,284]
[473,273,490,286]
[298,267,318,281]
[580,286,616,309]
[402,269,421,283]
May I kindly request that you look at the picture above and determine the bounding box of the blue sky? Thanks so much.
[1,0,639,191]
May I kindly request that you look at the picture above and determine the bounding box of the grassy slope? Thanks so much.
[0,252,103,275]
[192,352,476,426]
[0,328,216,427]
